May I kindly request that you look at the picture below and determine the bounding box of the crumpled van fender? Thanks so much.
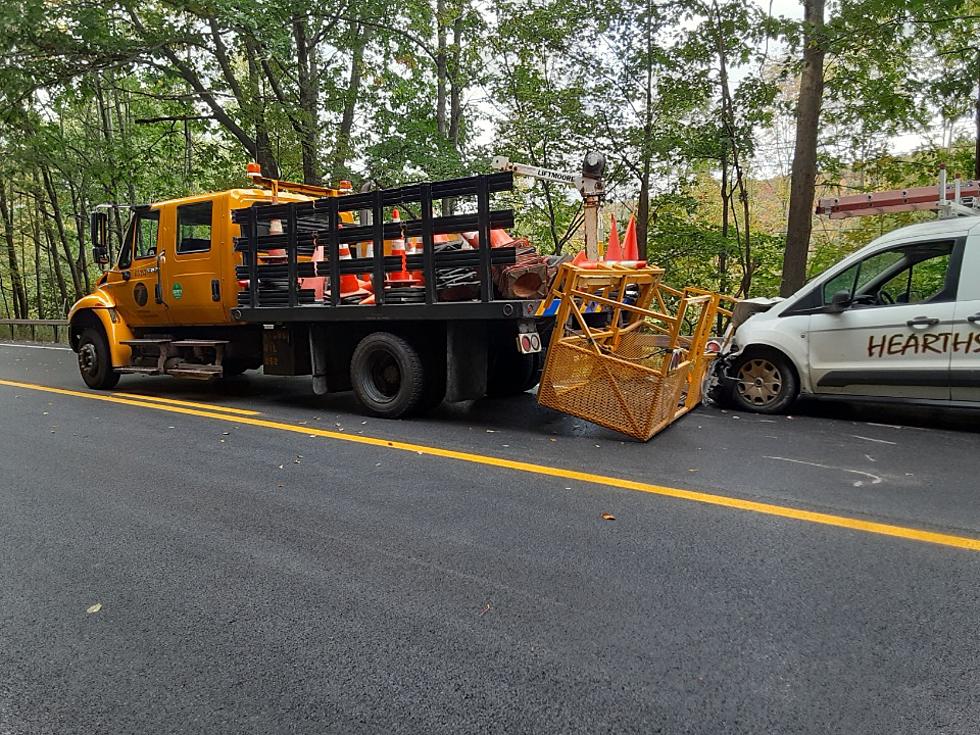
[68,293,133,368]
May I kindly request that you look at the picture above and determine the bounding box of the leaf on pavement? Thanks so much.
[601,512,616,521]
[86,603,102,614]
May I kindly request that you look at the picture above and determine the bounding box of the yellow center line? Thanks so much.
[111,392,260,416]
[3,376,979,553]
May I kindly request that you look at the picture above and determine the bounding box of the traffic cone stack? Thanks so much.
[407,236,424,283]
[386,208,421,287]
[337,242,370,301]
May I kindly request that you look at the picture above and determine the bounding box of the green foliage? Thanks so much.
[0,0,977,318]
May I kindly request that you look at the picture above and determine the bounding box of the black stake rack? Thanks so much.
[230,172,542,322]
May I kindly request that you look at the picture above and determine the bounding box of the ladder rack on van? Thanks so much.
[816,168,980,220]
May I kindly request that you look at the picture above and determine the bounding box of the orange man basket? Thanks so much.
[537,262,733,441]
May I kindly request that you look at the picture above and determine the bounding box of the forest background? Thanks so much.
[0,0,978,319]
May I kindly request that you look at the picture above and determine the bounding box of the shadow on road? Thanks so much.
[790,397,979,434]
[111,372,978,439]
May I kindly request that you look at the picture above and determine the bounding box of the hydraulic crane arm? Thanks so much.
[491,153,606,259]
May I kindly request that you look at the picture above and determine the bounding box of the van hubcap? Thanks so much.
[736,359,782,406]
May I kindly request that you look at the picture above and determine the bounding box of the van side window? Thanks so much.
[822,241,955,306]
[177,201,212,254]
[880,251,952,304]
[134,210,160,260]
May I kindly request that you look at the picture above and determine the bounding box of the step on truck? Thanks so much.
[68,168,552,418]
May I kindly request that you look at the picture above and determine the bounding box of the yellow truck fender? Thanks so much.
[67,294,133,368]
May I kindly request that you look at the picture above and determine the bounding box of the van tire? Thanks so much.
[727,349,798,414]
[350,332,425,418]
[77,327,120,390]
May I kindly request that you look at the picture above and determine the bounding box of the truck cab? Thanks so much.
[720,216,980,412]
[68,187,313,388]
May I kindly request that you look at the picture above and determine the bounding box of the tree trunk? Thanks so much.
[332,23,371,180]
[66,178,91,292]
[41,165,82,301]
[31,204,44,318]
[443,11,465,215]
[36,175,70,312]
[436,0,448,139]
[636,0,654,260]
[294,18,320,185]
[0,182,29,319]
[781,0,825,297]
[93,75,120,264]
[243,35,279,178]
[719,143,730,295]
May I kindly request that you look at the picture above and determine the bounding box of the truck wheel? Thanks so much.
[728,350,798,414]
[350,332,425,418]
[487,350,542,397]
[77,327,120,390]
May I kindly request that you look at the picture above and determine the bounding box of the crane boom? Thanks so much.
[490,157,577,186]
[491,153,606,260]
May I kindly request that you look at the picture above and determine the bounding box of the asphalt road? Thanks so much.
[1,341,979,734]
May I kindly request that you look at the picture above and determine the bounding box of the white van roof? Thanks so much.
[874,216,980,244]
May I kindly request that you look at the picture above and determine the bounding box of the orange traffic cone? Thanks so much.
[605,214,622,261]
[338,243,369,299]
[406,237,425,283]
[490,229,513,248]
[622,214,640,261]
[572,250,589,265]
[386,209,420,286]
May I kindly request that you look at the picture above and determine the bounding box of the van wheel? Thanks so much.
[728,351,798,414]
[78,328,120,390]
[350,332,425,418]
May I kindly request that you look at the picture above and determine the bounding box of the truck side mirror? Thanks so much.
[828,289,852,313]
[90,211,109,269]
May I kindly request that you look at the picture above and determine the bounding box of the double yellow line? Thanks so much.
[111,391,260,416]
[3,376,979,553]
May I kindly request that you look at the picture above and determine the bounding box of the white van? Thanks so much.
[717,216,980,413]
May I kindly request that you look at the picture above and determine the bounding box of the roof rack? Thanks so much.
[816,167,980,220]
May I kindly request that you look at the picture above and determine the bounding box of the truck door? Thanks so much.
[951,234,980,402]
[101,206,171,328]
[807,239,960,400]
[161,198,227,325]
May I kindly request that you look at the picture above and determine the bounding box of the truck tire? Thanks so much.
[727,349,798,414]
[350,332,426,418]
[487,350,542,397]
[77,327,120,390]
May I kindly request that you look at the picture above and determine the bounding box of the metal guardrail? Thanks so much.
[0,319,70,344]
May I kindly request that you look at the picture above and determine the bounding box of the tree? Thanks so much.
[781,0,825,297]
